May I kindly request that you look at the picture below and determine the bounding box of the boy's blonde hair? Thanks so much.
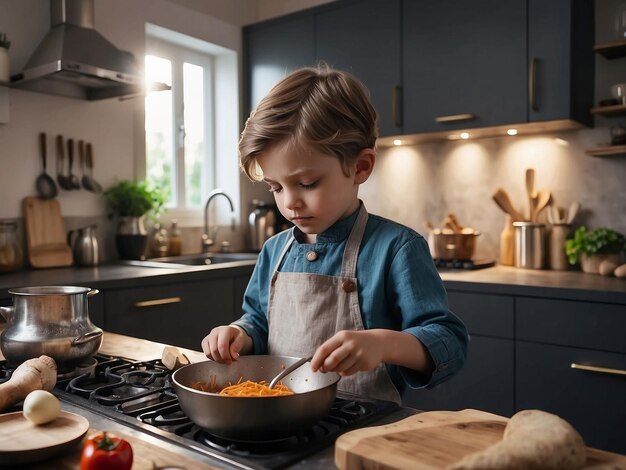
[239,65,378,180]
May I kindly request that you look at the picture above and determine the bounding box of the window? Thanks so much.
[145,41,214,211]
[143,25,240,229]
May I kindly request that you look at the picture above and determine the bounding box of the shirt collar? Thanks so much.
[293,201,362,244]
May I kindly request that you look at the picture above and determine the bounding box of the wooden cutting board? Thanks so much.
[0,411,89,464]
[23,196,73,268]
[335,409,626,470]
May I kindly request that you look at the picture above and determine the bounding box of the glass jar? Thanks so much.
[0,221,23,272]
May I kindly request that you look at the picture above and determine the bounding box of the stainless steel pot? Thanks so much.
[172,356,340,441]
[0,286,103,371]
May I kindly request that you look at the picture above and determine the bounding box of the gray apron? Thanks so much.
[267,204,401,404]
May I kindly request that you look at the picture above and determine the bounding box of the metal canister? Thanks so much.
[513,222,545,269]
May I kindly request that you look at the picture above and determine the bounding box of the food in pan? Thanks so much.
[191,375,294,397]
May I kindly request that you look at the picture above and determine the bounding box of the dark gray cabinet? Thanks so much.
[403,0,527,134]
[315,0,402,136]
[244,0,594,138]
[104,277,241,350]
[402,292,515,417]
[243,13,315,113]
[516,297,626,454]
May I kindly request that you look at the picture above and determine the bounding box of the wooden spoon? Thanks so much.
[566,202,580,225]
[492,188,525,221]
[533,189,551,222]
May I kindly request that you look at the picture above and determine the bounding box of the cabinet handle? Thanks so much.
[132,296,182,308]
[529,57,538,112]
[435,113,475,123]
[392,85,402,128]
[570,363,626,377]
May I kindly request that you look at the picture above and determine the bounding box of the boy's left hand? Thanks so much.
[310,330,385,376]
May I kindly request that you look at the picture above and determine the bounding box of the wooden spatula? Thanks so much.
[532,189,551,222]
[492,188,525,221]
[525,168,536,222]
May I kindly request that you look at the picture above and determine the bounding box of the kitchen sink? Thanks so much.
[121,252,258,269]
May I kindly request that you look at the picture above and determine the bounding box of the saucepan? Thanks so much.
[171,355,340,441]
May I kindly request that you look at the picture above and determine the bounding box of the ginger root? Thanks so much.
[448,409,586,470]
[0,355,57,411]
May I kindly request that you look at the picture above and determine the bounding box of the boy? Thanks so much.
[202,66,468,403]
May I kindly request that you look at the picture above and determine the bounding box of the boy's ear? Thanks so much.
[353,148,375,184]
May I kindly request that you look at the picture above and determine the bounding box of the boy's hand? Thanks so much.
[201,325,251,364]
[311,330,385,376]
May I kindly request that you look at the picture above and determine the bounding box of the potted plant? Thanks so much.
[104,180,165,260]
[0,33,10,82]
[564,226,626,274]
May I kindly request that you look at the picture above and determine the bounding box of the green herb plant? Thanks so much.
[564,226,626,265]
[0,33,10,50]
[104,180,166,221]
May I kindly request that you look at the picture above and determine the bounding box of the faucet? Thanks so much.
[202,189,235,253]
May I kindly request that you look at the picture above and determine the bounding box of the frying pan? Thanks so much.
[172,355,340,441]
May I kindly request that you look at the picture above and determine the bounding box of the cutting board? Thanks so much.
[23,196,73,268]
[335,409,626,470]
[0,411,89,464]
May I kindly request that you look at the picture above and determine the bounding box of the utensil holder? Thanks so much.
[549,224,570,270]
[513,222,545,269]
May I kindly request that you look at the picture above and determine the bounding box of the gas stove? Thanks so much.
[0,354,398,469]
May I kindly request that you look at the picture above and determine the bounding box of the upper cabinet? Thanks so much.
[315,0,402,137]
[243,0,594,138]
[403,0,527,134]
[243,14,316,114]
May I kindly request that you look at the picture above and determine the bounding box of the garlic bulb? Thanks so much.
[23,390,61,425]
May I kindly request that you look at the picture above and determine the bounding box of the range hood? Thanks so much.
[11,0,169,101]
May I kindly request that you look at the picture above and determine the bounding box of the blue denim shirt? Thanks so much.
[233,206,468,394]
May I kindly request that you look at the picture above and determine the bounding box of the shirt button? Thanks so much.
[342,280,356,293]
[306,251,318,262]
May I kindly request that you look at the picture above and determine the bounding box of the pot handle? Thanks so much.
[87,289,99,298]
[0,305,13,322]
[72,330,103,345]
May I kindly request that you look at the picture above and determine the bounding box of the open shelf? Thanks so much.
[590,104,626,117]
[585,144,626,157]
[593,39,626,59]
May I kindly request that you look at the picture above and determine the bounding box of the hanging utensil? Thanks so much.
[35,132,58,199]
[56,135,73,191]
[79,140,97,192]
[492,188,525,222]
[67,139,81,190]
[85,143,103,193]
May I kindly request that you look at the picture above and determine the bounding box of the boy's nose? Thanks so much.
[282,190,302,210]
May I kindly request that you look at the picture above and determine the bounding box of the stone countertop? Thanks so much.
[0,262,624,304]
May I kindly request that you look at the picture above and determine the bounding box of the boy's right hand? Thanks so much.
[201,325,250,364]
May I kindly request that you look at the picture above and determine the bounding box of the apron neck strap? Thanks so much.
[341,203,368,278]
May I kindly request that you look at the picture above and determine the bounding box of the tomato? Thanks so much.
[80,432,133,470]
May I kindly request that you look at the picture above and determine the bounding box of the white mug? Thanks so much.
[611,83,626,104]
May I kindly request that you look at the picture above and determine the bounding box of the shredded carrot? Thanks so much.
[191,374,294,396]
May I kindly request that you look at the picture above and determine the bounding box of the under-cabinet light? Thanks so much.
[507,128,518,136]
[460,132,470,139]
[393,139,403,146]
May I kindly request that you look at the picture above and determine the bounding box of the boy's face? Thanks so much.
[257,141,368,243]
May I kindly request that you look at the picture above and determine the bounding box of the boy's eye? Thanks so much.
[299,180,318,189]
[268,185,282,193]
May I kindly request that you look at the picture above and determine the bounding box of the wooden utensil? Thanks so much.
[56,135,74,191]
[499,215,515,266]
[492,188,525,222]
[532,189,551,222]
[567,202,580,225]
[22,196,73,268]
[525,168,536,222]
[0,411,89,464]
[161,346,190,371]
[335,409,626,470]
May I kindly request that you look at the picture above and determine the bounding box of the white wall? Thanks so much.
[0,0,243,220]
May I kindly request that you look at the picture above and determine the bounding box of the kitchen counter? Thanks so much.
[0,331,416,470]
[0,262,624,305]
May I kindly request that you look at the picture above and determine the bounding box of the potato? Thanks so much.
[599,260,618,276]
[23,390,61,425]
[614,263,626,279]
